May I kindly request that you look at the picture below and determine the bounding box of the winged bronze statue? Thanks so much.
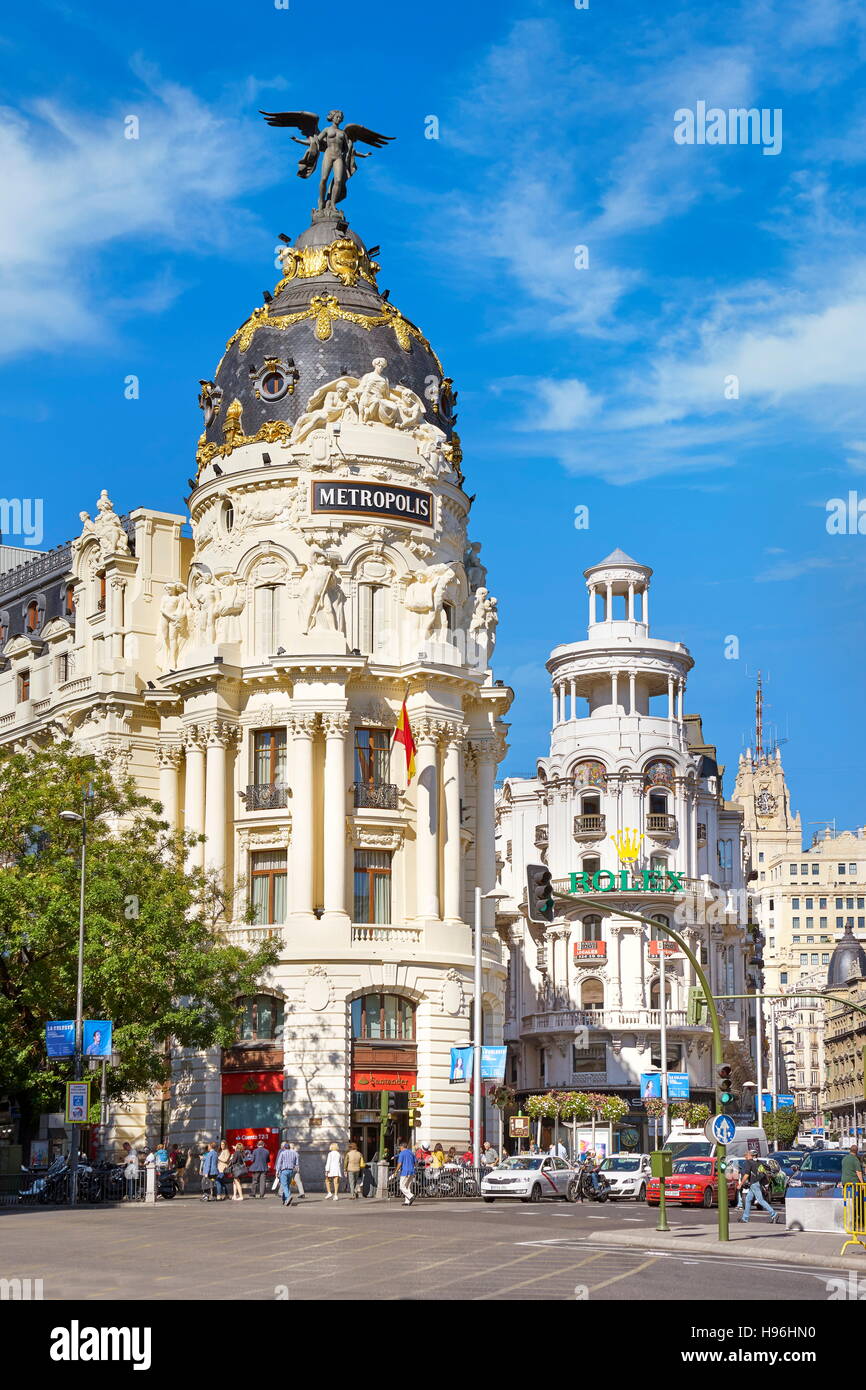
[260,108,394,212]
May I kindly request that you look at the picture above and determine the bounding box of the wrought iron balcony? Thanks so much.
[353,781,399,811]
[245,783,288,811]
[573,813,606,839]
[646,812,677,836]
[534,824,549,847]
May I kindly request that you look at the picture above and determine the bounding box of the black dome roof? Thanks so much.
[827,921,866,988]
[196,211,454,470]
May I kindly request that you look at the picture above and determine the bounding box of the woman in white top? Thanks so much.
[324,1142,342,1200]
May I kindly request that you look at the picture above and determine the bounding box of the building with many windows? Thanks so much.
[0,198,512,1172]
[494,550,756,1147]
[822,923,866,1141]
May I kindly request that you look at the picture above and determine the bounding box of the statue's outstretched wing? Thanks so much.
[343,124,394,149]
[259,110,320,135]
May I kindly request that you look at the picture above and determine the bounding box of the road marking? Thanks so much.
[586,1255,659,1293]
[473,1252,608,1300]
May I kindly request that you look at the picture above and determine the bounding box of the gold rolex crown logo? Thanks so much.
[612,828,644,862]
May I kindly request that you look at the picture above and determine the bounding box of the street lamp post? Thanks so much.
[473,887,508,1170]
[60,797,89,1206]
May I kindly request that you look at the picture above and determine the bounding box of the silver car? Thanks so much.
[481,1154,578,1203]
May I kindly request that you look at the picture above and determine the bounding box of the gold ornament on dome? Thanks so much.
[273,238,380,293]
[444,432,463,467]
[221,293,442,367]
[197,416,294,471]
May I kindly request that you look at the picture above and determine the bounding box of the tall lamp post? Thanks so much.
[60,793,89,1206]
[473,887,508,1169]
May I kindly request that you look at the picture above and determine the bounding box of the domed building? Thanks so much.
[823,920,866,1141]
[0,196,512,1171]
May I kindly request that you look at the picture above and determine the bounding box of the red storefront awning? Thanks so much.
[221,1071,284,1094]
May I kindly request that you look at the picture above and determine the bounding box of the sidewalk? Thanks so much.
[586,1218,866,1270]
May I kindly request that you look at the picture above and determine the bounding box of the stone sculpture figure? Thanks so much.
[404,564,457,644]
[94,490,130,559]
[156,583,191,670]
[259,109,394,212]
[213,572,245,644]
[464,541,487,593]
[298,547,345,635]
[290,377,359,445]
[469,587,499,667]
[194,572,220,645]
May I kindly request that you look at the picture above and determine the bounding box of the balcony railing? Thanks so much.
[353,781,399,811]
[522,1008,691,1034]
[646,812,677,835]
[351,924,422,945]
[534,825,549,847]
[573,940,607,961]
[573,813,606,839]
[569,1071,608,1086]
[245,783,289,811]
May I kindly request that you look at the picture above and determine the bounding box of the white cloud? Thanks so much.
[0,74,273,358]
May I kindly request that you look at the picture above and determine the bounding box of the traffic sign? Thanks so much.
[705,1113,736,1145]
[509,1116,530,1139]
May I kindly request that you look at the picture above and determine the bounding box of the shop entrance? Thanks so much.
[351,1091,412,1161]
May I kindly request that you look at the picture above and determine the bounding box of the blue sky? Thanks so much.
[1,0,864,838]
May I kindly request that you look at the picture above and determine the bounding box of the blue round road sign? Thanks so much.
[709,1114,736,1145]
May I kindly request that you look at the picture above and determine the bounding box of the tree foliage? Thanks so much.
[0,743,278,1127]
[761,1106,801,1147]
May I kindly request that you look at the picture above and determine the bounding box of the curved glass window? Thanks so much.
[351,993,415,1040]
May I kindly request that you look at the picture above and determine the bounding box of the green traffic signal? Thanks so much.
[717,1063,733,1107]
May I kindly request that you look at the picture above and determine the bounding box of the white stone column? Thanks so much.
[677,678,685,725]
[605,581,613,621]
[627,582,635,621]
[610,669,618,710]
[667,673,675,722]
[157,744,181,832]
[415,721,440,919]
[629,671,636,715]
[643,584,650,628]
[290,712,317,918]
[472,740,498,929]
[570,679,576,721]
[183,728,206,870]
[204,723,236,877]
[442,727,464,921]
[588,585,596,625]
[551,688,557,727]
[110,578,126,662]
[322,713,349,918]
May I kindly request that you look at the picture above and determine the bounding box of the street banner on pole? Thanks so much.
[450,1046,472,1083]
[46,1021,75,1057]
[640,1071,690,1100]
[83,1020,113,1057]
[480,1046,507,1082]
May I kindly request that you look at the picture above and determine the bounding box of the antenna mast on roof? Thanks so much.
[755,670,764,762]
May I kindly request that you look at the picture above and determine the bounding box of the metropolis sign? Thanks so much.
[311,480,433,526]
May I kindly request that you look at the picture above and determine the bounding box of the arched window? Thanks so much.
[351,993,416,1041]
[25,600,39,632]
[649,913,670,940]
[65,584,76,617]
[255,584,282,656]
[582,855,601,878]
[357,584,385,655]
[236,994,284,1042]
[582,914,603,942]
[580,979,604,1010]
[649,977,672,1009]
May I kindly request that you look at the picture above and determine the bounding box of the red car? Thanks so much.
[646,1158,737,1208]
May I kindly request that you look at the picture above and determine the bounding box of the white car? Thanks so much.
[481,1154,578,1203]
[597,1153,652,1201]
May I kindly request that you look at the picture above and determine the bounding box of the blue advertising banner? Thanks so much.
[450,1047,472,1083]
[83,1020,112,1058]
[46,1021,75,1057]
[760,1092,795,1112]
[640,1072,690,1100]
[481,1046,507,1082]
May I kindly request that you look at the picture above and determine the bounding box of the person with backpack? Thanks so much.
[739,1154,780,1224]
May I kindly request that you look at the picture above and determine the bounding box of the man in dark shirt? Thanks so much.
[248,1140,271,1199]
[739,1155,779,1223]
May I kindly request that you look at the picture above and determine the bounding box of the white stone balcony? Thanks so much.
[522,1007,691,1035]
[351,923,423,946]
[646,812,677,837]
[573,813,606,840]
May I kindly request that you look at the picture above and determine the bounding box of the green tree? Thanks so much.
[761,1106,802,1148]
[0,743,279,1146]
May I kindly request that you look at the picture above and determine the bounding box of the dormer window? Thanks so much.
[18,669,30,702]
[25,600,39,633]
[65,584,76,616]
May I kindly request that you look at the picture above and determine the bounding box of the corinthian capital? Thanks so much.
[182,725,206,752]
[203,720,240,749]
[157,743,183,770]
[322,712,351,738]
[288,711,319,737]
[467,737,498,768]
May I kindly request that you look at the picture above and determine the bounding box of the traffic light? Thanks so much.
[526,863,555,924]
[717,1063,734,1110]
[687,987,708,1026]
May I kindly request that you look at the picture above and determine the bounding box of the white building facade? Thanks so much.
[495,550,756,1147]
[0,205,511,1173]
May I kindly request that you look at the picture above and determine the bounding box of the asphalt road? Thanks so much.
[0,1193,846,1302]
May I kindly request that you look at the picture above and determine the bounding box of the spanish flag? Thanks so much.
[393,698,416,783]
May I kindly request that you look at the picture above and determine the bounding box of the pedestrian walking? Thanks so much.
[345,1141,364,1198]
[229,1142,248,1201]
[249,1139,270,1199]
[200,1142,219,1202]
[289,1143,305,1198]
[275,1141,299,1206]
[123,1144,140,1201]
[739,1155,780,1224]
[395,1140,416,1205]
[325,1142,343,1199]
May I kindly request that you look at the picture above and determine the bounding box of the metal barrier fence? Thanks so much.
[841,1182,866,1256]
[386,1166,483,1199]
[8,1166,149,1206]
